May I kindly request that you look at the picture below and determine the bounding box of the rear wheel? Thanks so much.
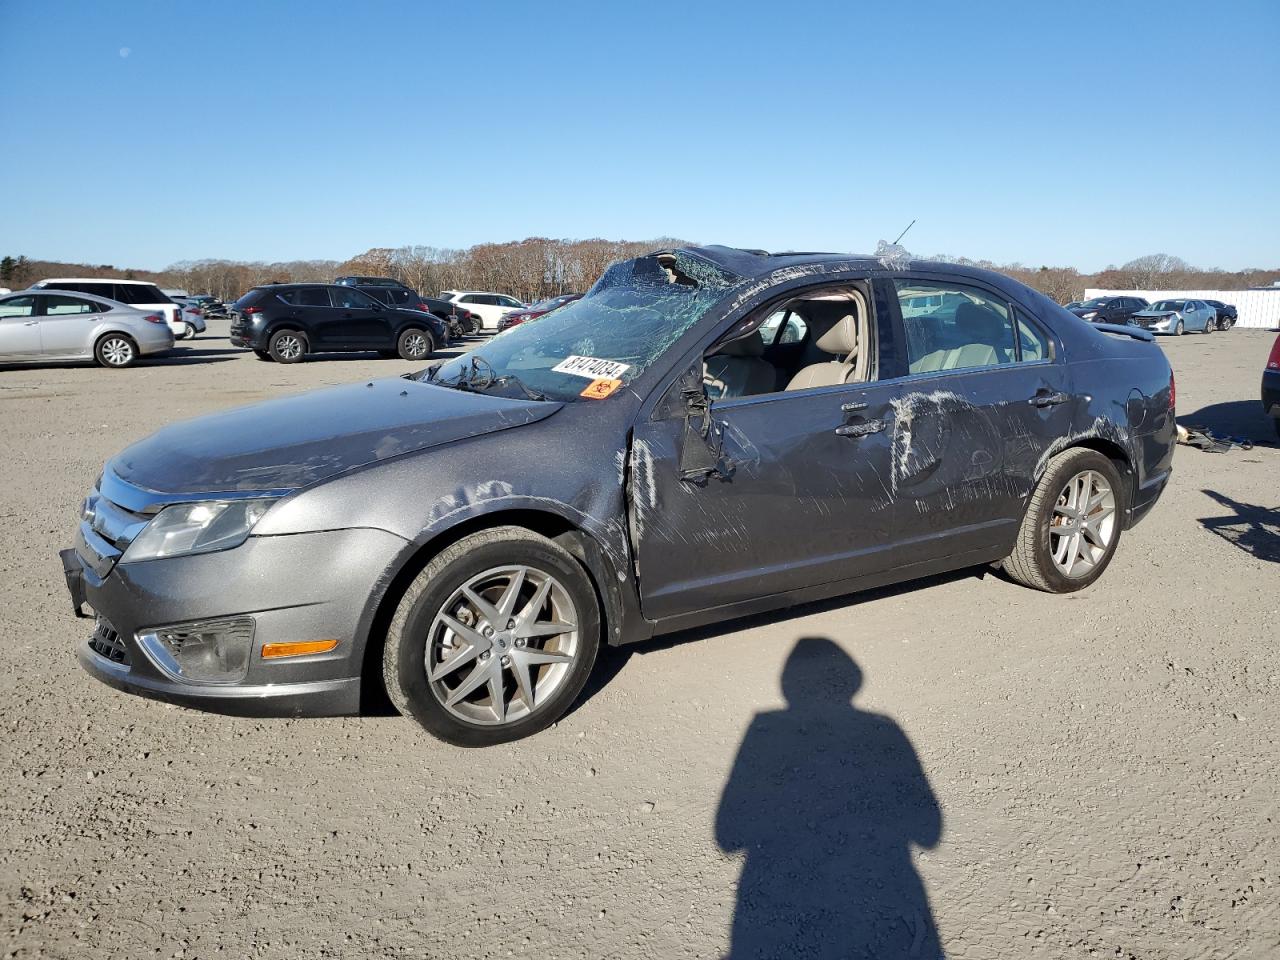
[1002,448,1124,593]
[95,333,137,369]
[180,322,196,340]
[397,327,435,361]
[383,527,601,746]
[1204,318,1214,334]
[269,329,306,363]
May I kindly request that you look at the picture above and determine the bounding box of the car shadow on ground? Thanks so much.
[1199,489,1280,564]
[573,568,985,715]
[714,637,944,958]
[0,349,240,372]
[1179,400,1277,446]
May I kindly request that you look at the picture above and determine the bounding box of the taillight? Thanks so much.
[242,306,262,315]
[144,313,167,325]
[1267,335,1280,371]
[190,307,204,316]
[1169,370,1176,411]
[416,302,431,311]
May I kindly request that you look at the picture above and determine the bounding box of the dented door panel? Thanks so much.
[631,381,902,623]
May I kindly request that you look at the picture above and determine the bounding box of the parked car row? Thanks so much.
[1065,295,1237,333]
[497,293,584,332]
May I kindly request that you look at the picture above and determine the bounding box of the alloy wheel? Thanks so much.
[275,334,302,360]
[404,332,429,359]
[101,337,134,366]
[426,564,578,725]
[1049,470,1117,578]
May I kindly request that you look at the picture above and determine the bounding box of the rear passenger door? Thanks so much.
[883,277,1077,563]
[38,295,104,356]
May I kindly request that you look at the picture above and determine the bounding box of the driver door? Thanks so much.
[0,295,44,359]
[630,370,903,625]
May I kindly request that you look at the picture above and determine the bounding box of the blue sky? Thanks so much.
[2,0,1277,271]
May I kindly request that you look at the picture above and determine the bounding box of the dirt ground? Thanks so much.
[1,323,1277,959]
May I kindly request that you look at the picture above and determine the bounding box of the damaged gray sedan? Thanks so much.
[62,247,1176,745]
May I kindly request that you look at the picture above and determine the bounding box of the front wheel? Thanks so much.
[1002,448,1124,593]
[95,333,137,368]
[397,327,435,361]
[1175,321,1185,336]
[383,527,601,746]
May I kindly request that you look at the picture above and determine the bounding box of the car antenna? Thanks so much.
[892,219,917,245]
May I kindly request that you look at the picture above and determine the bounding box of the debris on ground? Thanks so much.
[1177,423,1254,452]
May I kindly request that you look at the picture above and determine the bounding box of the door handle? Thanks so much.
[840,401,868,413]
[1029,391,1070,408]
[836,419,886,438]
[23,321,38,326]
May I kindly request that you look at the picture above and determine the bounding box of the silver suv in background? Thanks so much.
[0,289,174,367]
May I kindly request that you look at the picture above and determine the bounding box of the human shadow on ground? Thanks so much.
[1199,489,1280,563]
[715,637,944,959]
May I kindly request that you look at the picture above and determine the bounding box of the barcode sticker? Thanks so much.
[551,355,631,380]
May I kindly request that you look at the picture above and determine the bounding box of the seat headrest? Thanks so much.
[717,330,765,357]
[815,313,858,355]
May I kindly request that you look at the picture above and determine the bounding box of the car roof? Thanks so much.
[9,287,133,307]
[36,277,157,285]
[679,245,1027,290]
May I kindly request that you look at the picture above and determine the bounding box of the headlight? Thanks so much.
[122,499,274,562]
[1081,312,1097,319]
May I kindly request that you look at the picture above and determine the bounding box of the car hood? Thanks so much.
[1133,309,1177,318]
[109,378,563,495]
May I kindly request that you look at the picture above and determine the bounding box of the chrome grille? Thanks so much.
[88,617,130,665]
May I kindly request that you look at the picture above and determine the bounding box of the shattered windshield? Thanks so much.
[424,252,737,402]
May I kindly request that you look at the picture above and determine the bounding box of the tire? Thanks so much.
[1175,321,1184,336]
[397,327,435,361]
[253,349,272,361]
[94,333,138,369]
[1002,448,1124,593]
[180,322,196,340]
[383,526,601,746]
[1224,318,1234,331]
[268,329,306,363]
[1203,318,1214,334]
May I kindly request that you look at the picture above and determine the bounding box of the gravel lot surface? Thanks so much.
[2,324,1277,959]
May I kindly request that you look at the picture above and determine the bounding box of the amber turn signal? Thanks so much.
[261,639,339,659]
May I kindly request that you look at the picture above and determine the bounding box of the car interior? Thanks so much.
[703,284,875,400]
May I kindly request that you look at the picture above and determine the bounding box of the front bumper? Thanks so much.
[64,526,409,717]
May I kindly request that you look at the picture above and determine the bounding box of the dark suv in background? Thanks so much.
[229,283,449,362]
[337,277,482,337]
[1066,296,1148,325]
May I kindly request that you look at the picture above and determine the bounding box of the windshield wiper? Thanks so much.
[485,374,547,402]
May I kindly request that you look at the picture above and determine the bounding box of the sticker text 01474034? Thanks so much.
[551,356,631,381]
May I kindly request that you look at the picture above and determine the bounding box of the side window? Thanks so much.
[296,287,333,307]
[0,295,38,318]
[1014,309,1052,362]
[498,295,522,308]
[756,309,809,346]
[44,295,99,315]
[894,280,1016,375]
[459,294,479,304]
[331,287,374,309]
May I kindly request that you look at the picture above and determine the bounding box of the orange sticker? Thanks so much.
[580,377,623,400]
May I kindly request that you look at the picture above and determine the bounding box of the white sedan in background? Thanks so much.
[437,290,526,333]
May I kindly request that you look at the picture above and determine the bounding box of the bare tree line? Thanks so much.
[7,241,1278,306]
